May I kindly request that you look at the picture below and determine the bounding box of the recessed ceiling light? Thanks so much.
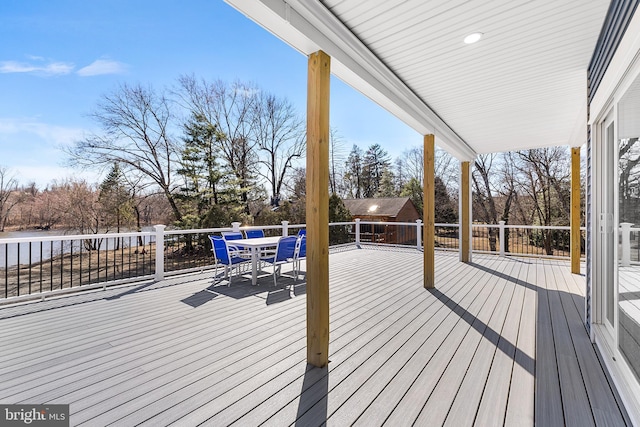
[464,32,483,44]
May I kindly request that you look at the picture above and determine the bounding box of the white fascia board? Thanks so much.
[225,0,477,161]
[569,93,588,149]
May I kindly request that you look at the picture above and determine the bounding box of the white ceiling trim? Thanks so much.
[225,0,478,161]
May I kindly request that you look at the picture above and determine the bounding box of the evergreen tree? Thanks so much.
[344,145,363,198]
[362,144,390,197]
[400,177,423,219]
[99,163,134,237]
[376,168,397,197]
[434,176,457,223]
[329,193,352,244]
[177,113,241,228]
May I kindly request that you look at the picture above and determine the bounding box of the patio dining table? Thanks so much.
[232,236,282,285]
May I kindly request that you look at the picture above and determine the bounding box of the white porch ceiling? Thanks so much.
[225,0,610,160]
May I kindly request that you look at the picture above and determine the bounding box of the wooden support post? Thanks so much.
[571,146,581,274]
[306,50,330,367]
[460,161,471,263]
[424,134,435,289]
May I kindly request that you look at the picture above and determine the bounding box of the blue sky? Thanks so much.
[0,0,420,187]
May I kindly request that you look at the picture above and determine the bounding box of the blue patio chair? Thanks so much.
[293,234,306,281]
[244,229,265,239]
[221,231,249,259]
[262,236,297,286]
[297,229,306,237]
[221,231,243,242]
[209,235,250,285]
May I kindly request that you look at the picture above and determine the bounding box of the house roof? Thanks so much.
[224,0,610,160]
[342,197,415,217]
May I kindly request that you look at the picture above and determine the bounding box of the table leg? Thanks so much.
[251,247,258,285]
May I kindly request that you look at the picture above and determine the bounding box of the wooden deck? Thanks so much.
[0,247,630,426]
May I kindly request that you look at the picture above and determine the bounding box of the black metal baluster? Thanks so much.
[16,243,20,296]
[112,237,116,280]
[4,243,8,298]
[60,240,64,289]
[28,242,32,295]
[70,240,74,288]
[88,240,92,284]
[105,239,109,283]
[50,241,53,292]
[39,241,43,293]
[97,239,100,283]
[79,241,82,287]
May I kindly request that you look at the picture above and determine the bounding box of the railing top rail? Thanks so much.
[164,227,232,236]
[471,224,585,231]
[0,221,593,245]
[356,220,424,227]
[165,224,309,236]
[0,231,154,245]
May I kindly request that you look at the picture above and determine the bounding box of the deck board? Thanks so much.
[545,264,595,427]
[534,261,566,426]
[415,259,522,426]
[503,262,537,426]
[0,247,629,426]
[472,263,527,426]
[551,262,629,426]
[336,257,504,427]
[381,258,516,426]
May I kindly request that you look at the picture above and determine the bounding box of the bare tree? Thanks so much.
[472,154,500,251]
[329,128,347,196]
[515,147,571,254]
[65,83,183,221]
[0,167,20,231]
[58,179,102,235]
[253,91,305,205]
[14,182,38,229]
[403,146,423,184]
[33,186,60,230]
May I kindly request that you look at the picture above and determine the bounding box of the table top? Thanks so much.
[231,236,283,248]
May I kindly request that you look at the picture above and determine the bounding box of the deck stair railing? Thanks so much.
[0,220,596,302]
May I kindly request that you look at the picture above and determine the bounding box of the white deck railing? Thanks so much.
[0,220,599,302]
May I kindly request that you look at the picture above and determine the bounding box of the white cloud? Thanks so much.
[0,60,74,76]
[0,118,85,146]
[77,59,128,76]
[0,118,95,187]
[0,56,127,77]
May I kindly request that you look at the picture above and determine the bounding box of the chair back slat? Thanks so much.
[298,235,306,258]
[275,236,297,262]
[222,232,243,240]
[209,235,230,265]
[245,229,265,239]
